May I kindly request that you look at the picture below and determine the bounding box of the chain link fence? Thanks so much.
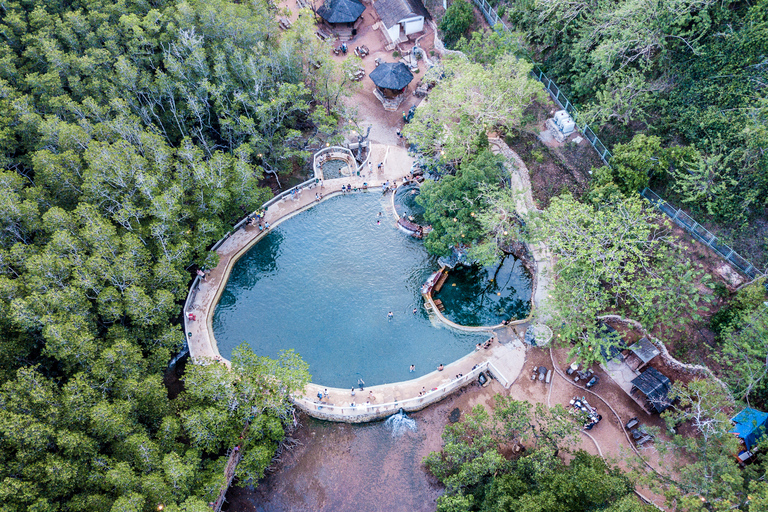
[470,0,613,167]
[469,0,763,279]
[641,188,762,279]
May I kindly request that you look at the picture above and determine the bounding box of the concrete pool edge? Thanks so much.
[183,140,550,423]
[296,335,527,423]
[203,189,349,364]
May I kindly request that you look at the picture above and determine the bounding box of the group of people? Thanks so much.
[341,183,367,193]
[475,337,496,350]
[381,179,398,194]
[246,211,269,232]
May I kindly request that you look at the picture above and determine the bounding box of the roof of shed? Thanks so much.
[369,61,414,89]
[631,366,672,412]
[731,408,768,449]
[374,0,429,28]
[628,337,660,364]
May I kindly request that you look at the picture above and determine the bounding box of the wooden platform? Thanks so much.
[434,271,448,292]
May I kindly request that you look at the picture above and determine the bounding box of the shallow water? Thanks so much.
[213,193,487,388]
[394,184,426,225]
[321,159,349,180]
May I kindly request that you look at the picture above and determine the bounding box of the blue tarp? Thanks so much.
[731,408,768,449]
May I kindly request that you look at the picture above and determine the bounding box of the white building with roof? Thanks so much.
[373,0,430,46]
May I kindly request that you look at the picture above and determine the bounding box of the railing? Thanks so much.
[474,0,509,31]
[469,0,613,167]
[293,363,491,421]
[181,174,318,359]
[209,177,318,254]
[641,188,762,279]
[468,0,765,278]
[313,146,357,179]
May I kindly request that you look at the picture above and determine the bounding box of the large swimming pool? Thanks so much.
[213,193,512,388]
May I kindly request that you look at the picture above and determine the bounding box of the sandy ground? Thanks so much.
[336,22,430,147]
[279,0,433,146]
[213,8,674,511]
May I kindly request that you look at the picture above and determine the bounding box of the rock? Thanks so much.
[449,408,461,423]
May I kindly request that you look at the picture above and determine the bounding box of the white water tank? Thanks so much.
[559,118,576,134]
[554,110,570,124]
[554,109,576,134]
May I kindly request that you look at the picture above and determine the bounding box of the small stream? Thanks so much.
[225,384,493,512]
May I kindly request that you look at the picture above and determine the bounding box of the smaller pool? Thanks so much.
[394,184,426,226]
[435,256,532,326]
[322,159,351,180]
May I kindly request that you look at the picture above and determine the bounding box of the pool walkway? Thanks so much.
[185,143,414,364]
[297,329,526,423]
[489,136,553,322]
[184,140,552,423]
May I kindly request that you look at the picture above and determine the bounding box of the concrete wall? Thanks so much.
[403,17,424,35]
[385,23,400,43]
[294,363,491,423]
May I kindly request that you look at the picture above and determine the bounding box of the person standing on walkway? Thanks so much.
[368,160,372,174]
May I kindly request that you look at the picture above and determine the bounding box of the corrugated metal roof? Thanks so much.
[374,0,429,28]
[597,323,625,362]
[628,337,660,364]
[631,366,671,412]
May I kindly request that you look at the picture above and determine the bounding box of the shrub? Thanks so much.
[439,0,475,48]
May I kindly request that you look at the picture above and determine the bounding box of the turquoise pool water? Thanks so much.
[321,159,350,179]
[212,193,488,388]
[436,257,532,327]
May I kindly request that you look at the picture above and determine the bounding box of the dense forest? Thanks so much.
[449,0,768,263]
[1,0,767,508]
[0,0,355,510]
[407,11,768,507]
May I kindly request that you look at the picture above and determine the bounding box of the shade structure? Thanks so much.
[630,366,671,413]
[316,0,365,24]
[731,408,768,449]
[369,62,414,91]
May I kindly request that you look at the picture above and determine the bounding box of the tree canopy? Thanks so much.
[0,0,347,509]
[423,399,650,512]
[531,195,711,364]
[403,54,545,161]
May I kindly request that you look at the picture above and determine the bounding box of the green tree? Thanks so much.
[654,379,747,510]
[532,194,711,364]
[180,344,310,483]
[403,54,545,161]
[440,0,476,48]
[417,150,506,256]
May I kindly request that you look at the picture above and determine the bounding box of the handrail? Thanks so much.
[292,363,490,419]
[468,0,613,168]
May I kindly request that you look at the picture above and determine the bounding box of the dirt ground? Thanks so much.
[507,102,605,209]
[225,346,668,511]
